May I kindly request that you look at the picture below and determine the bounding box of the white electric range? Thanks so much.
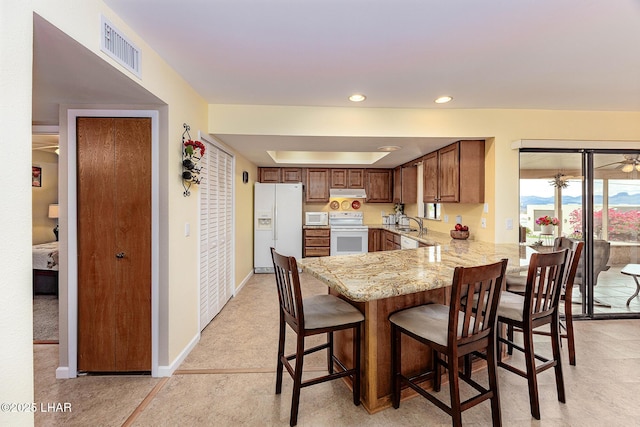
[329,212,368,256]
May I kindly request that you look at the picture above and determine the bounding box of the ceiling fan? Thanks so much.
[597,154,640,173]
[32,144,60,155]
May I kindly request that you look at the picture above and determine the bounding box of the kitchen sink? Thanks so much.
[397,227,418,232]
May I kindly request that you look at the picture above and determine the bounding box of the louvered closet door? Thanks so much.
[200,141,234,330]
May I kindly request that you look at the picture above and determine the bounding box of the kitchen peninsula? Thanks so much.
[298,230,525,413]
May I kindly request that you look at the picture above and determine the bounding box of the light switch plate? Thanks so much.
[185,222,190,237]
[506,218,513,230]
[455,215,462,224]
[444,215,449,223]
[481,218,487,228]
[484,203,489,213]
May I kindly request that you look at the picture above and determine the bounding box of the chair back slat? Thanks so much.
[524,249,568,321]
[271,247,304,330]
[451,259,509,346]
[553,237,585,296]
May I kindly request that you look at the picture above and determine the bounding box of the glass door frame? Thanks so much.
[520,148,640,320]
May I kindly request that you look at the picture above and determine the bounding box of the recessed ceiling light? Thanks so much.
[435,96,453,104]
[349,94,366,102]
[377,145,401,152]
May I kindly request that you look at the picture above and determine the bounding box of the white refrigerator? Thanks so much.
[254,182,303,273]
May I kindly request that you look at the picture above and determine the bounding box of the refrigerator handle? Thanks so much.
[273,206,277,241]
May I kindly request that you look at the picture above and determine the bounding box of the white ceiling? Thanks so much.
[33,0,640,167]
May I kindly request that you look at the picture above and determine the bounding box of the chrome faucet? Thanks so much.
[407,217,425,235]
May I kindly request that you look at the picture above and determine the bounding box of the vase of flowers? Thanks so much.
[536,215,559,234]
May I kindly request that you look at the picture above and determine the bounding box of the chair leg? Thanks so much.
[353,323,361,406]
[432,348,441,392]
[523,327,541,420]
[391,324,401,409]
[289,334,305,427]
[506,323,514,355]
[327,331,334,374]
[487,338,502,427]
[448,353,463,427]
[564,301,576,366]
[551,316,566,403]
[275,317,286,394]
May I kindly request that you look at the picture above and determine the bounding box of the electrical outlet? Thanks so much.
[506,218,513,230]
[481,218,487,228]
[185,222,190,237]
[444,215,449,223]
[484,203,489,213]
[455,215,462,224]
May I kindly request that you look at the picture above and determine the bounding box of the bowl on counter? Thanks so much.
[450,230,470,240]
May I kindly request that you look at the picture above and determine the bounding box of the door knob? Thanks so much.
[116,252,125,259]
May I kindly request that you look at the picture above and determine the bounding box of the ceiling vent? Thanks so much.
[100,15,141,79]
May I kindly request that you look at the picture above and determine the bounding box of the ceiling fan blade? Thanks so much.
[595,161,623,169]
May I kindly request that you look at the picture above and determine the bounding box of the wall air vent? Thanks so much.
[100,15,141,79]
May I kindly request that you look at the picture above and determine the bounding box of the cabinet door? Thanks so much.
[259,167,281,183]
[330,169,348,188]
[401,165,418,203]
[365,169,393,203]
[393,167,402,203]
[422,152,439,202]
[348,169,365,188]
[438,143,460,202]
[458,140,485,203]
[282,168,302,183]
[305,168,330,203]
[368,228,381,252]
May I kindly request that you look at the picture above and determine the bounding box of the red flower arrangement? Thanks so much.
[535,215,559,226]
[184,139,205,157]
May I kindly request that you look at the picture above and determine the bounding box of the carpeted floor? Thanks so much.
[33,294,58,341]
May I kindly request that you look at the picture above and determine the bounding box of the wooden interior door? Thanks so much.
[77,117,151,372]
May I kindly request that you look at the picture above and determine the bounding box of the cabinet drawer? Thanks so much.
[305,237,330,247]
[305,247,330,257]
[304,229,330,237]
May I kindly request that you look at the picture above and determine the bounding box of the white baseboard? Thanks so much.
[55,366,71,379]
[156,332,200,377]
[234,270,253,295]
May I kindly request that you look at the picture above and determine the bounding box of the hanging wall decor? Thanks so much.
[181,123,205,196]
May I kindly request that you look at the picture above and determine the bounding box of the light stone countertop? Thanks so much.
[298,229,529,302]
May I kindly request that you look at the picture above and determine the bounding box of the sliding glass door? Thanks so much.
[519,150,640,319]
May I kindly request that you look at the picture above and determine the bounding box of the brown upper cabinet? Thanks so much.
[365,169,393,203]
[258,167,302,183]
[282,168,302,183]
[305,168,330,203]
[331,168,364,189]
[393,165,417,204]
[258,167,281,183]
[423,140,485,203]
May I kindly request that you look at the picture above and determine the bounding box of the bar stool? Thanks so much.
[497,249,569,420]
[389,259,509,427]
[505,237,583,365]
[270,248,364,427]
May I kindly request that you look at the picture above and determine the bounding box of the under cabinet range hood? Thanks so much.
[329,188,367,199]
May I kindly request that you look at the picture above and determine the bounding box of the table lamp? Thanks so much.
[48,204,59,241]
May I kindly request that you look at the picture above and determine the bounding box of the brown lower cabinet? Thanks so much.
[303,228,330,257]
[383,230,401,251]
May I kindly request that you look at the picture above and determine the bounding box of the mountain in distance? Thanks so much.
[521,192,640,209]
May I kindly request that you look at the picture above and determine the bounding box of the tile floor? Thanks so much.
[35,272,640,426]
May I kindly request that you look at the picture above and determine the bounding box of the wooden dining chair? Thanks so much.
[505,237,584,365]
[270,248,364,427]
[389,259,509,427]
[497,249,569,420]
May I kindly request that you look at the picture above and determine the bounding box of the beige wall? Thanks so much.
[32,151,59,244]
[1,1,35,424]
[209,105,640,243]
